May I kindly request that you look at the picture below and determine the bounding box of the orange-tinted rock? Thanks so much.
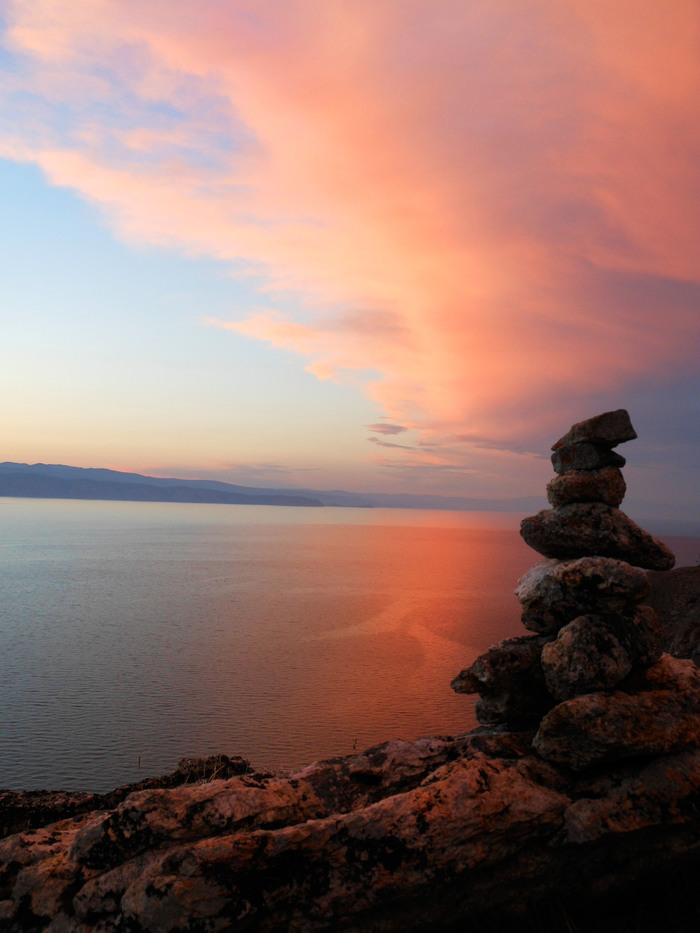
[533,656,700,770]
[546,466,626,508]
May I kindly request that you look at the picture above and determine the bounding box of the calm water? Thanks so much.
[1,498,697,793]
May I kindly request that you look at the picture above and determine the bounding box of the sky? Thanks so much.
[1,0,699,519]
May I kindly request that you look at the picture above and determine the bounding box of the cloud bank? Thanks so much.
[2,0,699,477]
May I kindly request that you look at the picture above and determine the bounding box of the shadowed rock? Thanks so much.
[451,635,554,726]
[552,409,638,450]
[3,733,700,931]
[516,556,650,634]
[649,565,700,664]
[0,755,252,839]
[551,443,626,474]
[539,607,663,702]
[520,503,675,570]
[533,655,700,770]
[540,614,635,701]
[546,466,626,508]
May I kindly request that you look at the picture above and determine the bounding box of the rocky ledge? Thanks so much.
[2,411,699,932]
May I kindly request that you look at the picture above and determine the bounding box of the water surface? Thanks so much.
[0,498,696,792]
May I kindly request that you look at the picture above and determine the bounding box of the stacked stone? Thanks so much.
[452,410,700,770]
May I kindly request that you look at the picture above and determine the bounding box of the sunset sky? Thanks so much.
[1,1,699,518]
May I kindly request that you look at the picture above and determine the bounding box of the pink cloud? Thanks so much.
[3,0,699,467]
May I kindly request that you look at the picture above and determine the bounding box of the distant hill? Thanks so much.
[0,462,547,512]
[0,463,322,508]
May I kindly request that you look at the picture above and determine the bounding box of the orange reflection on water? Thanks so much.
[205,521,534,769]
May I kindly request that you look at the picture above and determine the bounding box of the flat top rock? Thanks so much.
[552,409,637,451]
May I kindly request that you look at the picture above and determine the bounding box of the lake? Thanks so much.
[1,497,697,793]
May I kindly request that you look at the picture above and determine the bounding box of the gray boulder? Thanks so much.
[552,409,637,450]
[551,443,626,474]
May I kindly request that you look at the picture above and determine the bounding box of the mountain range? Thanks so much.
[0,462,545,512]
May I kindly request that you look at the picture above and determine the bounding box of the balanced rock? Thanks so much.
[540,614,633,700]
[546,466,626,508]
[516,556,650,634]
[551,443,625,474]
[533,655,700,770]
[520,502,675,570]
[539,606,663,702]
[451,635,553,725]
[552,408,638,450]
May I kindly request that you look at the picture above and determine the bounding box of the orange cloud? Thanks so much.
[2,0,699,467]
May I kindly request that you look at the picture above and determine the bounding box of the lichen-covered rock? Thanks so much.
[110,755,570,933]
[552,409,638,450]
[540,614,634,701]
[533,655,700,770]
[0,755,252,839]
[451,635,554,725]
[520,503,675,570]
[515,557,650,634]
[3,734,700,932]
[546,466,626,508]
[0,739,571,933]
[551,443,626,474]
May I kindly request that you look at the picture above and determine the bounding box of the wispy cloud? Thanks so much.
[368,437,415,451]
[2,0,699,474]
[366,424,407,436]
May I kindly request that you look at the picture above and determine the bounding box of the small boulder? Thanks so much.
[552,409,637,450]
[520,502,675,571]
[516,556,650,634]
[540,614,634,701]
[451,635,554,726]
[546,466,626,509]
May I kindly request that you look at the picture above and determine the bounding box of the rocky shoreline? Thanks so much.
[2,411,699,932]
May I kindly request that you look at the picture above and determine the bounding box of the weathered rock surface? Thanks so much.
[551,443,626,474]
[516,556,650,634]
[539,608,663,702]
[0,755,252,840]
[533,655,700,770]
[520,502,676,570]
[649,565,700,664]
[546,466,626,508]
[552,409,638,450]
[3,729,700,932]
[540,614,634,700]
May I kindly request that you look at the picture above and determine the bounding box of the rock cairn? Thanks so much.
[452,409,700,770]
